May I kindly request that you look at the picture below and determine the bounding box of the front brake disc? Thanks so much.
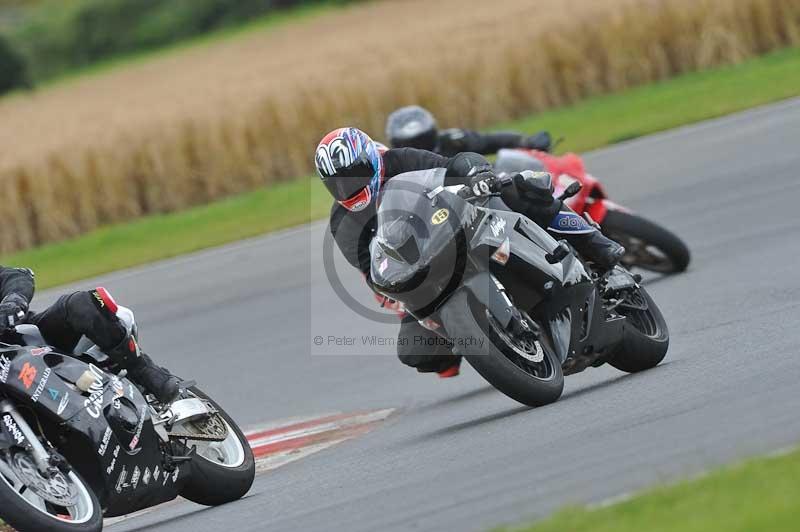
[10,452,78,507]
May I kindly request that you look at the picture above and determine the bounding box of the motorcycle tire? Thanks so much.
[178,387,255,507]
[602,210,690,273]
[0,456,102,532]
[440,290,564,407]
[607,287,669,373]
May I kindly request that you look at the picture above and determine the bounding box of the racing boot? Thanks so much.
[107,334,180,405]
[566,230,625,271]
[548,207,625,271]
[437,355,463,379]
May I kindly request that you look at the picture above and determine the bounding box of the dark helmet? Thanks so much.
[385,105,438,150]
[315,127,385,212]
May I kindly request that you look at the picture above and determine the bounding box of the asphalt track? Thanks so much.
[37,98,800,531]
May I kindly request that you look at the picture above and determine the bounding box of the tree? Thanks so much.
[0,34,29,94]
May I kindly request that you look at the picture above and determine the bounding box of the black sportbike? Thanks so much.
[370,169,669,406]
[0,308,255,532]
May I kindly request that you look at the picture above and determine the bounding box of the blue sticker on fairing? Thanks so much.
[549,211,595,234]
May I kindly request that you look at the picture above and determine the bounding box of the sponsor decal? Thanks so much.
[105,446,120,475]
[31,368,52,402]
[0,355,10,383]
[18,362,37,390]
[143,467,151,486]
[128,383,135,400]
[92,290,106,309]
[431,208,449,225]
[489,217,507,237]
[83,365,106,419]
[153,465,160,482]
[172,469,179,483]
[57,394,70,416]
[2,414,24,445]
[128,405,148,450]
[48,388,60,401]
[131,466,141,490]
[111,376,124,398]
[115,466,127,493]
[30,347,51,357]
[98,427,113,456]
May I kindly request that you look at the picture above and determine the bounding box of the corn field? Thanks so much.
[0,0,798,254]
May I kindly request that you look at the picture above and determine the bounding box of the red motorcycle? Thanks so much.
[495,148,690,273]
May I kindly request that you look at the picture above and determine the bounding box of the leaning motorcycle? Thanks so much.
[0,306,255,532]
[495,148,691,273]
[370,169,669,406]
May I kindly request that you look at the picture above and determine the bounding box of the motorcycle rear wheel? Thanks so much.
[177,387,255,507]
[607,288,669,373]
[602,210,690,273]
[441,291,564,407]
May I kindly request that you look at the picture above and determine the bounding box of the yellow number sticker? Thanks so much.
[431,208,449,225]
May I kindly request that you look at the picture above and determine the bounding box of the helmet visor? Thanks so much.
[322,158,375,201]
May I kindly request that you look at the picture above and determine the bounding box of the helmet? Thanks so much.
[385,105,438,150]
[315,127,385,212]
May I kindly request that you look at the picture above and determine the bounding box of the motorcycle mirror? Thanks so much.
[558,181,582,201]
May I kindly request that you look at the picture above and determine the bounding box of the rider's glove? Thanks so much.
[523,131,552,152]
[0,293,28,332]
[513,170,555,205]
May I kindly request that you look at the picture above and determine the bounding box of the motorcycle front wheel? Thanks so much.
[0,445,102,532]
[441,291,564,407]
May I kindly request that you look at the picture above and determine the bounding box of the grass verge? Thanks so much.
[3,46,800,289]
[501,447,800,532]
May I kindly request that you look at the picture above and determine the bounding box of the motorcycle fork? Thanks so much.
[0,400,51,473]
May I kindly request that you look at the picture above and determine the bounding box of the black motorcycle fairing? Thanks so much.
[370,168,637,372]
[371,168,473,315]
[0,345,188,516]
[459,272,516,329]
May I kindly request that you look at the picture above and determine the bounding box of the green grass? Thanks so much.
[4,179,330,288]
[496,46,800,152]
[4,46,800,289]
[502,447,800,532]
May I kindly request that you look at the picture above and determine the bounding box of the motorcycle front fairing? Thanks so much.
[0,344,188,516]
[370,168,474,316]
[459,202,599,363]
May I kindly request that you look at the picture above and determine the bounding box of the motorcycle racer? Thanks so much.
[316,127,624,376]
[0,266,180,403]
[385,105,552,156]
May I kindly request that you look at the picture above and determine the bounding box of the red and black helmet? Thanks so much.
[315,127,385,212]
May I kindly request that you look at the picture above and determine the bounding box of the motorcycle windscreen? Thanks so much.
[375,168,450,265]
[372,168,467,307]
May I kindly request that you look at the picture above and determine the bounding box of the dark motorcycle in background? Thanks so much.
[369,169,669,406]
[495,148,691,273]
[0,306,254,532]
